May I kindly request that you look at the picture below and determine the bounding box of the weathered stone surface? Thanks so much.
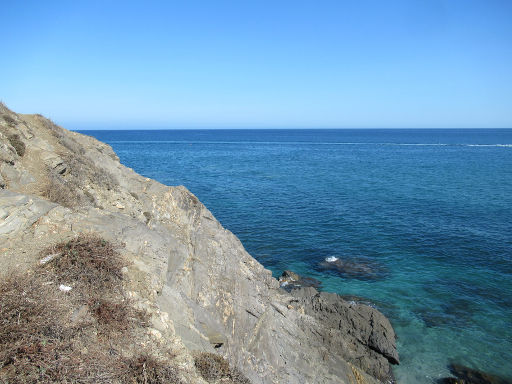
[289,287,399,382]
[0,105,399,384]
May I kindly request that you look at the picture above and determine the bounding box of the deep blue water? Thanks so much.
[81,129,512,383]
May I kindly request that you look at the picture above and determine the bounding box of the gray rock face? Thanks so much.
[0,105,399,384]
[290,287,399,382]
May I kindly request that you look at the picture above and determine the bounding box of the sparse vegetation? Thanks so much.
[47,235,124,293]
[0,235,186,384]
[8,134,25,156]
[42,172,78,208]
[125,355,182,384]
[194,352,251,384]
[64,153,117,191]
[2,114,16,127]
[42,153,117,209]
[38,115,85,156]
[0,273,72,382]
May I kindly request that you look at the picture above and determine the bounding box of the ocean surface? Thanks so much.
[81,129,512,383]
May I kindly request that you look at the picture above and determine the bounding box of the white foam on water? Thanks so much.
[465,144,512,147]
[325,256,339,263]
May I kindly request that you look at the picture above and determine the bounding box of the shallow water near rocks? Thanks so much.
[82,129,512,383]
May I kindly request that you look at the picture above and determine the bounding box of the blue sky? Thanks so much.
[2,0,512,128]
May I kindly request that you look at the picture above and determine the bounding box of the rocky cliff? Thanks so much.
[0,103,398,384]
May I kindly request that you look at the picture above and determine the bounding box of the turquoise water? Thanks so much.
[82,129,512,383]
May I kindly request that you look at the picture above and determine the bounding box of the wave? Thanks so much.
[325,256,339,263]
[465,144,512,147]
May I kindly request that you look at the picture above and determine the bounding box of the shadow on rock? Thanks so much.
[318,257,387,280]
[437,363,512,384]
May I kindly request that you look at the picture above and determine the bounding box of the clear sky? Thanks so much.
[2,0,512,128]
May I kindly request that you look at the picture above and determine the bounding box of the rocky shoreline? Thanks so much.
[1,104,510,384]
[277,269,512,384]
[0,104,401,383]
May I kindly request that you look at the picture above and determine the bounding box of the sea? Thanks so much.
[80,128,512,383]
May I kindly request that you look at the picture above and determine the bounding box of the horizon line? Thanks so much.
[72,127,512,131]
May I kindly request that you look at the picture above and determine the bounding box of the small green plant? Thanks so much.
[8,134,25,156]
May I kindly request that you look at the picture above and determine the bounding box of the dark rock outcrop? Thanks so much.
[290,287,399,383]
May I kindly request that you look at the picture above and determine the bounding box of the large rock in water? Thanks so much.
[0,103,398,384]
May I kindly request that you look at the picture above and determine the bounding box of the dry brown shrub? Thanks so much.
[194,352,251,383]
[60,134,86,155]
[42,172,77,208]
[89,298,148,332]
[63,153,117,191]
[194,352,230,380]
[124,355,184,384]
[45,235,148,332]
[7,134,25,156]
[0,235,169,383]
[2,114,16,127]
[46,235,124,293]
[0,273,79,383]
[229,367,252,384]
[34,114,119,198]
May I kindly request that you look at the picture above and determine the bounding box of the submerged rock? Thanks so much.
[437,363,512,384]
[417,298,478,328]
[318,256,387,280]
